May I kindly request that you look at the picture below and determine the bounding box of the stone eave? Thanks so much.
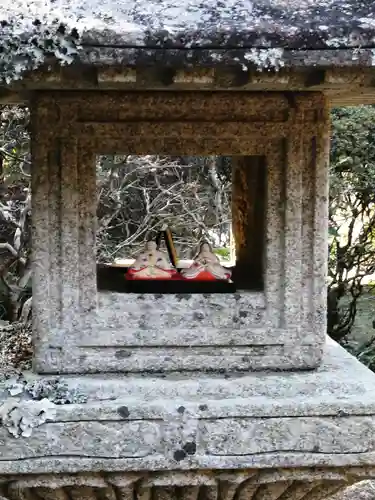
[78,45,375,69]
[79,25,375,51]
[4,0,375,51]
[2,53,375,107]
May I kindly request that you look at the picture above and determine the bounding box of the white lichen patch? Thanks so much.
[0,397,56,438]
[359,18,375,29]
[6,377,24,396]
[4,374,88,405]
[25,378,88,404]
[244,48,285,71]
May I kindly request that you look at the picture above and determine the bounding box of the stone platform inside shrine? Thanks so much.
[1,338,375,492]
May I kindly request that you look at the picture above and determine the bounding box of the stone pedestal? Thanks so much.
[1,340,375,499]
[31,91,329,374]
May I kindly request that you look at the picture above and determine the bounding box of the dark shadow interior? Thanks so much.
[231,155,267,292]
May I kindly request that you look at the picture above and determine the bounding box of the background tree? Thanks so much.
[96,154,232,262]
[328,106,375,344]
[0,105,31,321]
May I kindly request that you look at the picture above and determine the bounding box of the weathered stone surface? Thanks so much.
[2,341,375,474]
[3,0,375,88]
[79,46,375,76]
[331,481,375,500]
[74,0,375,51]
[5,66,375,108]
[31,91,329,374]
[0,469,370,500]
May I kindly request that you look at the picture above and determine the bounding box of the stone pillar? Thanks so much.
[31,93,97,372]
[230,94,330,356]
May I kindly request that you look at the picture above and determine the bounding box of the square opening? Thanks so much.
[96,155,265,293]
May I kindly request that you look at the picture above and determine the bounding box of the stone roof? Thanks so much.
[78,0,375,49]
[1,0,375,83]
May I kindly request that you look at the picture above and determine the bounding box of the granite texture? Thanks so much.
[1,340,375,474]
[331,481,375,500]
[0,469,372,500]
[7,65,375,108]
[31,91,329,374]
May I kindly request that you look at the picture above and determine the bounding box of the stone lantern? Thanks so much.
[30,91,329,374]
[1,2,375,499]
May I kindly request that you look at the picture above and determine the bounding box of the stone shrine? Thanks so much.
[31,91,328,374]
[1,1,375,499]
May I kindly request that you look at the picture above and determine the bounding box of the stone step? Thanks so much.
[2,339,375,475]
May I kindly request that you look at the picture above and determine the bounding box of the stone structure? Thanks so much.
[2,340,375,500]
[2,1,375,499]
[31,91,328,374]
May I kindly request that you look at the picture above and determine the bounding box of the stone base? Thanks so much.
[1,339,375,499]
[1,468,375,500]
[331,480,375,500]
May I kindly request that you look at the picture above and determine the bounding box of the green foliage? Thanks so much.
[346,336,375,372]
[213,247,231,260]
[328,105,375,342]
[330,106,375,206]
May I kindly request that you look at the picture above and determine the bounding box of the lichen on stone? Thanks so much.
[0,397,56,437]
[1,0,375,83]
[244,48,285,71]
[3,374,88,405]
[24,378,88,405]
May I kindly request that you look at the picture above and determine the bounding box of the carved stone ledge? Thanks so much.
[0,469,373,500]
[1,344,375,500]
[2,341,375,476]
[2,65,375,107]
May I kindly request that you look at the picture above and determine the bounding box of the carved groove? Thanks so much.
[0,471,367,500]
